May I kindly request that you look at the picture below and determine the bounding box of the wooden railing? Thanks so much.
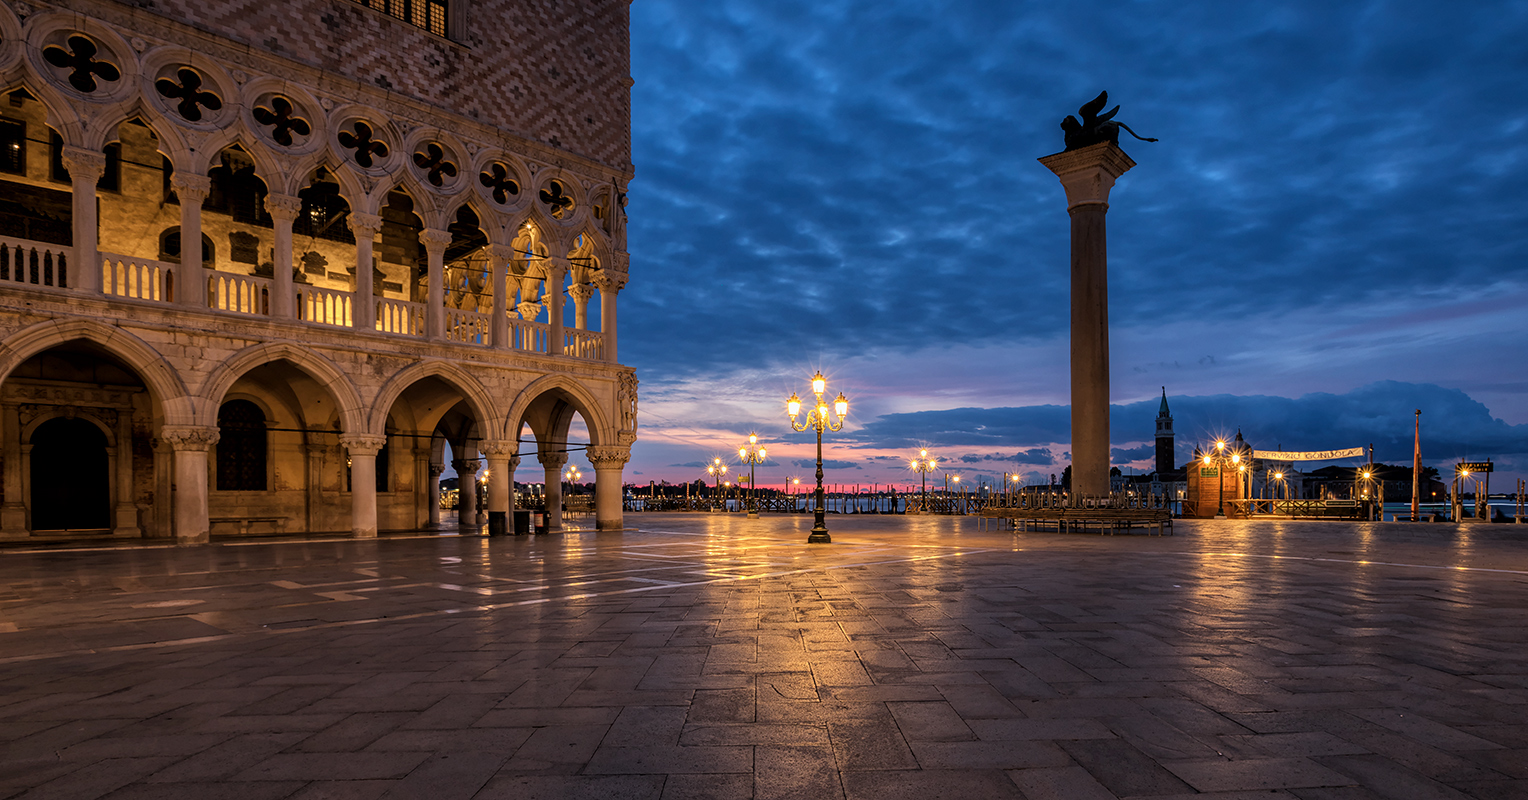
[376,298,425,336]
[101,252,174,303]
[296,285,352,327]
[2,237,73,290]
[208,272,271,316]
[564,328,605,361]
[509,317,550,354]
[445,308,491,345]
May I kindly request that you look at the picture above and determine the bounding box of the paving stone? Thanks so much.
[1162,757,1357,791]
[843,768,1023,799]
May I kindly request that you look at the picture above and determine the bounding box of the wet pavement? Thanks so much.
[2,514,1527,799]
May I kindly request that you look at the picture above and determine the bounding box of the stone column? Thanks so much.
[453,457,480,530]
[569,283,593,331]
[1,403,26,538]
[161,425,219,545]
[171,174,212,308]
[482,440,514,521]
[264,194,301,319]
[113,410,139,537]
[1038,142,1135,499]
[588,446,631,531]
[539,451,567,530]
[341,434,387,538]
[427,463,443,528]
[304,443,325,534]
[594,269,627,364]
[507,455,521,511]
[420,229,452,340]
[60,147,105,293]
[488,245,514,350]
[545,257,567,356]
[348,213,384,331]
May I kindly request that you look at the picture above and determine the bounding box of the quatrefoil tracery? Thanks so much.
[539,179,574,218]
[412,143,458,187]
[252,96,312,147]
[337,121,388,168]
[479,163,520,205]
[155,68,223,122]
[42,35,121,94]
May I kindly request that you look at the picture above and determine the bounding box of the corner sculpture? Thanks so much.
[1061,91,1157,152]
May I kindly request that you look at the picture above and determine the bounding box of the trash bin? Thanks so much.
[488,511,507,537]
[513,509,531,535]
[534,512,547,535]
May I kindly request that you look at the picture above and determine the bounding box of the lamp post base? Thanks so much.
[807,528,831,544]
[747,511,758,519]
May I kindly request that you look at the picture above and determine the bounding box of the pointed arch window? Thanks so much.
[216,400,267,491]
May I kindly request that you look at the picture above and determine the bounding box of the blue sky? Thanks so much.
[607,0,1528,490]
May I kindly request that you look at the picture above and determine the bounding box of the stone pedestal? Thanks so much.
[1039,142,1135,499]
[539,451,567,531]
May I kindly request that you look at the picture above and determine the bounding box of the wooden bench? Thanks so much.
[210,516,288,536]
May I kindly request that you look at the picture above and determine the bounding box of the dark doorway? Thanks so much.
[30,416,110,531]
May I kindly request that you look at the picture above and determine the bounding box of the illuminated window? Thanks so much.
[0,119,23,175]
[356,0,449,38]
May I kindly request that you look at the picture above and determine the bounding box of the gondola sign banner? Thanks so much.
[1252,447,1365,462]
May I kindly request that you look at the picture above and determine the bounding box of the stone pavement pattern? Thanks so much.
[2,515,1527,799]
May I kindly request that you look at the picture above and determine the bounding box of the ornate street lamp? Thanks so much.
[563,465,582,495]
[706,457,728,511]
[1201,439,1236,519]
[739,433,767,519]
[909,449,937,514]
[787,371,848,544]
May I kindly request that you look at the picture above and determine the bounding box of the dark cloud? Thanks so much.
[957,449,1057,466]
[794,458,861,470]
[1111,445,1156,462]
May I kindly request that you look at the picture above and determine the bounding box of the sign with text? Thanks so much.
[1252,447,1364,462]
[1456,461,1493,474]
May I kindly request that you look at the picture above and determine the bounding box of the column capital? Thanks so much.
[265,193,303,222]
[452,458,482,473]
[517,301,542,321]
[488,244,519,264]
[568,283,594,303]
[593,269,628,293]
[339,434,388,456]
[171,173,213,203]
[1037,142,1135,210]
[508,454,522,470]
[59,146,105,180]
[480,440,517,457]
[428,463,444,478]
[419,228,453,253]
[587,446,632,470]
[543,256,570,275]
[538,451,568,471]
[347,212,384,238]
[160,425,219,452]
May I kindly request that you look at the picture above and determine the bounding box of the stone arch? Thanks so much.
[191,129,284,185]
[83,103,190,168]
[283,152,367,203]
[196,342,365,431]
[0,318,191,423]
[367,359,498,437]
[380,172,444,226]
[0,78,83,146]
[445,193,502,246]
[20,406,117,445]
[502,373,611,446]
[506,206,568,256]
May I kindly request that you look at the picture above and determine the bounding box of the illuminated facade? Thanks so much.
[0,0,636,541]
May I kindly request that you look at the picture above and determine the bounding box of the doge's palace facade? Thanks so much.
[0,0,636,542]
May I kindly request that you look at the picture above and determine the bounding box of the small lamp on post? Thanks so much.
[739,433,767,519]
[706,458,728,512]
[787,371,848,544]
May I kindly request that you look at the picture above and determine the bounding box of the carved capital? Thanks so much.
[593,269,628,293]
[160,425,220,452]
[419,228,454,254]
[171,174,213,204]
[339,434,388,457]
[543,256,570,276]
[264,193,303,222]
[480,440,517,457]
[428,464,444,478]
[568,284,594,303]
[347,212,384,238]
[488,244,519,265]
[537,451,568,471]
[1037,142,1135,210]
[587,446,632,470]
[452,458,482,474]
[508,455,521,471]
[517,301,543,321]
[59,146,106,181]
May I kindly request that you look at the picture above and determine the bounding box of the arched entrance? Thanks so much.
[30,417,110,531]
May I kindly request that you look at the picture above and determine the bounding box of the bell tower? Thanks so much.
[1155,387,1174,475]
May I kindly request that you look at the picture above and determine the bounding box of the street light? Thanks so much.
[787,370,848,544]
[739,433,767,519]
[706,457,728,511]
[910,449,937,513]
[1201,439,1231,519]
